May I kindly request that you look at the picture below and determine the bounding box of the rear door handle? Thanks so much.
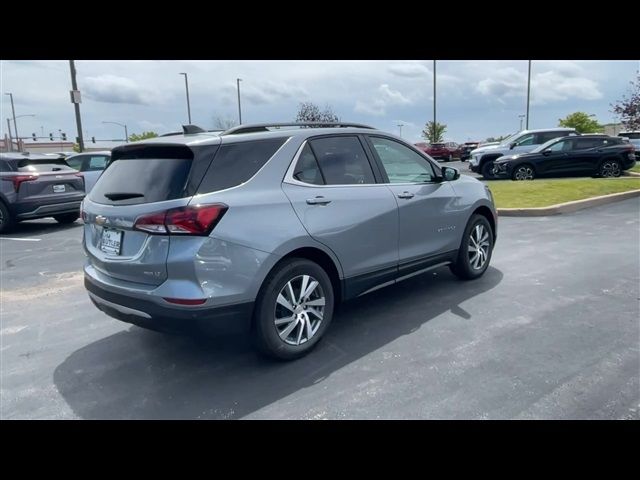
[306,196,332,205]
[397,192,415,199]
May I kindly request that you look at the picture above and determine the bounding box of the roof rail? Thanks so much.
[220,122,375,136]
[182,124,207,135]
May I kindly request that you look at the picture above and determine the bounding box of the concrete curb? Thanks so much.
[497,189,640,217]
[623,170,640,177]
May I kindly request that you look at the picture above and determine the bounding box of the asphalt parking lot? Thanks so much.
[1,198,638,419]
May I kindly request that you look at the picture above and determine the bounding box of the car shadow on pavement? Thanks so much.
[2,219,82,237]
[53,266,503,419]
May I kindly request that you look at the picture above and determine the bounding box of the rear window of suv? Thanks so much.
[17,159,74,172]
[90,146,195,205]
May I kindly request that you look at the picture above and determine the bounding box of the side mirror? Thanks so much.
[509,142,516,150]
[441,166,460,182]
[542,150,552,156]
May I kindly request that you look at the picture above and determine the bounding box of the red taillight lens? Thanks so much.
[133,204,227,236]
[1,174,39,192]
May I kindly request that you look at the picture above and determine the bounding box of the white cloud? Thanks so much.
[354,83,412,116]
[388,62,431,78]
[82,74,157,105]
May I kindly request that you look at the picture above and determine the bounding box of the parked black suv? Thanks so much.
[493,135,636,180]
[0,153,85,232]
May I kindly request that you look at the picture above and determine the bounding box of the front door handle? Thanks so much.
[397,191,415,199]
[306,196,332,205]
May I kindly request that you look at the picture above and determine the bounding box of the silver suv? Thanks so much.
[82,123,497,360]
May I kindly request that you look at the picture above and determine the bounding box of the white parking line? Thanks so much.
[0,237,41,242]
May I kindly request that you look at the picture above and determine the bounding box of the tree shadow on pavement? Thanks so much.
[53,266,503,419]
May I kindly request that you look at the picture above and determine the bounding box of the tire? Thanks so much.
[450,214,494,280]
[54,213,79,224]
[599,158,622,178]
[511,164,536,181]
[481,160,497,179]
[0,201,15,234]
[252,258,335,361]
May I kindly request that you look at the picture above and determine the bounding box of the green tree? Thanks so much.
[128,131,158,142]
[485,135,508,143]
[212,116,238,130]
[295,102,340,123]
[422,121,447,143]
[558,112,602,133]
[72,143,80,153]
[611,72,640,131]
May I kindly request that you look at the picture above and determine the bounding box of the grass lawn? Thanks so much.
[485,177,640,209]
[630,163,640,173]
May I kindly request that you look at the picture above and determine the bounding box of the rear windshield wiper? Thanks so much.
[103,192,145,201]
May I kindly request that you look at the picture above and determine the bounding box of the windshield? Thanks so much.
[531,138,562,153]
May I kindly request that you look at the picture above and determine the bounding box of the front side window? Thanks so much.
[547,139,573,152]
[88,156,108,171]
[308,136,375,185]
[370,136,435,183]
[513,133,536,146]
[65,155,84,170]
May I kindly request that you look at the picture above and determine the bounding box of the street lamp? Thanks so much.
[102,121,129,143]
[236,78,243,125]
[518,114,526,131]
[5,93,20,151]
[525,60,532,129]
[179,72,192,124]
[397,123,404,138]
[8,113,35,151]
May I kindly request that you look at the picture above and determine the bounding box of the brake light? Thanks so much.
[133,204,228,236]
[1,174,39,192]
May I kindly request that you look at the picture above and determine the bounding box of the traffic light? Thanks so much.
[32,133,36,141]
[91,136,96,143]
[61,132,67,141]
[49,133,53,141]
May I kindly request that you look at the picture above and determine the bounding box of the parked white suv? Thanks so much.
[469,128,578,179]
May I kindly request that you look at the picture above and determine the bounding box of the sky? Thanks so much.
[1,60,638,145]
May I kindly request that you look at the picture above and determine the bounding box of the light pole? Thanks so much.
[102,121,129,143]
[5,93,20,151]
[518,114,525,131]
[433,60,437,136]
[525,60,532,129]
[8,114,35,150]
[6,118,14,151]
[397,123,404,138]
[179,73,192,124]
[236,78,243,125]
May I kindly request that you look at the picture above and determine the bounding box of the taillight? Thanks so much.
[133,204,228,236]
[1,174,39,192]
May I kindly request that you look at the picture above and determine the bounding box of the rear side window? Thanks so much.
[90,157,192,205]
[197,138,287,194]
[293,143,324,185]
[17,159,74,172]
[537,131,571,143]
[309,136,375,185]
[88,156,108,171]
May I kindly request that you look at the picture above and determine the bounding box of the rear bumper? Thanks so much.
[85,275,253,336]
[14,198,83,220]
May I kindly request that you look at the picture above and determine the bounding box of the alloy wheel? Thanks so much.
[274,274,325,346]
[468,224,490,270]
[600,161,621,178]
[514,165,534,180]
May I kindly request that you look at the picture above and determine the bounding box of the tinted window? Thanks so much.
[17,159,74,172]
[197,138,287,194]
[65,155,84,170]
[309,136,375,185]
[293,143,324,185]
[90,158,192,205]
[0,161,13,173]
[370,136,435,183]
[575,138,602,150]
[620,132,640,139]
[88,156,108,171]
[513,133,536,146]
[547,139,573,152]
[537,131,571,144]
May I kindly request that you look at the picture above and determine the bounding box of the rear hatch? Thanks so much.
[82,143,218,286]
[14,158,84,202]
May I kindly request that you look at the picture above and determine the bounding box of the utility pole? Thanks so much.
[69,60,85,152]
[237,78,243,125]
[5,93,20,151]
[525,60,532,130]
[6,118,14,151]
[179,73,192,124]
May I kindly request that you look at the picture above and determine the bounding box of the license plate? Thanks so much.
[100,228,123,255]
[53,185,66,193]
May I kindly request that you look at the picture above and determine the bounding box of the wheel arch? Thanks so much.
[471,204,497,242]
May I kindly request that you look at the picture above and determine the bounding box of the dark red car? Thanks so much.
[414,142,459,162]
